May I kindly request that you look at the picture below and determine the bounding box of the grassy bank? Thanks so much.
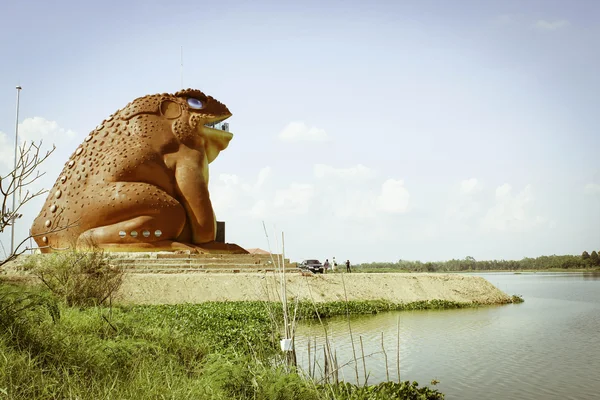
[0,282,470,399]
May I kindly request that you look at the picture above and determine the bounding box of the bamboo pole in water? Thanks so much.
[281,232,288,338]
[281,232,297,367]
[308,338,311,378]
[334,349,339,384]
[360,336,368,385]
[313,337,318,380]
[323,345,329,384]
[381,331,390,381]
[397,316,401,382]
[341,273,361,384]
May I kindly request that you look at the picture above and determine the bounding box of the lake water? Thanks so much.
[293,272,600,400]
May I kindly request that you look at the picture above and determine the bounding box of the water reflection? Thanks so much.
[294,272,600,400]
[582,272,600,281]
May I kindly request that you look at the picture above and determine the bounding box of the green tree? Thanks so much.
[590,251,600,266]
[582,251,590,260]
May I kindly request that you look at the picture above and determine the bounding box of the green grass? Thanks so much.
[0,283,449,399]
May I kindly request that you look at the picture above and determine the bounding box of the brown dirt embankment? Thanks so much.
[116,272,510,305]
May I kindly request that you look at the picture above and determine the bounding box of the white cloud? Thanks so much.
[481,184,546,232]
[219,173,239,186]
[247,199,267,219]
[584,183,600,195]
[210,163,413,255]
[494,15,570,32]
[460,178,482,195]
[210,173,241,211]
[0,117,77,170]
[19,117,77,143]
[496,183,513,198]
[273,183,315,214]
[314,164,375,180]
[212,168,316,219]
[445,179,484,224]
[241,167,272,192]
[333,191,377,220]
[329,178,410,220]
[279,121,329,142]
[312,164,409,219]
[255,167,271,189]
[211,168,273,217]
[240,167,272,218]
[376,179,410,214]
[534,19,570,31]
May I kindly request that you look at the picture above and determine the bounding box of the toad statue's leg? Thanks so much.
[77,182,192,251]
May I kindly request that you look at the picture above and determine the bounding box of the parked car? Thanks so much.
[298,259,324,274]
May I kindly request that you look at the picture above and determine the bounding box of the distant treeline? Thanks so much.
[358,252,600,272]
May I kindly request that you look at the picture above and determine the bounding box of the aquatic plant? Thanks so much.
[511,294,525,303]
[323,381,444,400]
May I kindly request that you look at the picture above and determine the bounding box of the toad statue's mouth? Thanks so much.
[204,114,231,133]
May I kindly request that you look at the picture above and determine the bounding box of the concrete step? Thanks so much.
[110,258,292,265]
[116,263,296,269]
[123,267,287,274]
[155,253,281,260]
[103,252,284,260]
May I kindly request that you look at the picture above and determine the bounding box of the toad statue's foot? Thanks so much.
[191,241,249,254]
[84,240,248,254]
[88,240,200,253]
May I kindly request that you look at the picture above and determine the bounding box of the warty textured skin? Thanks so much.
[31,89,245,253]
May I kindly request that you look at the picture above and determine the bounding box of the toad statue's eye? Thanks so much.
[187,98,203,109]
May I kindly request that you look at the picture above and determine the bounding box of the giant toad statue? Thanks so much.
[31,89,246,254]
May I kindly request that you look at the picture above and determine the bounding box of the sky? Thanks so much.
[0,0,599,263]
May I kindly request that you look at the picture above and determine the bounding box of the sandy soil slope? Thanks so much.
[116,272,511,305]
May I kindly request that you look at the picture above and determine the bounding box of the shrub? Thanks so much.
[25,248,123,307]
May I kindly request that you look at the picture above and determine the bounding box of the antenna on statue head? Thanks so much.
[180,46,184,89]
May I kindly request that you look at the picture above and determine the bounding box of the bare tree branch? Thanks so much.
[0,141,55,234]
[0,140,73,269]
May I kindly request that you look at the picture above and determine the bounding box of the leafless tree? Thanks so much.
[0,141,56,267]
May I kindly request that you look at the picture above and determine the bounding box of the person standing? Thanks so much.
[346,259,351,273]
[323,259,330,274]
[332,257,337,272]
